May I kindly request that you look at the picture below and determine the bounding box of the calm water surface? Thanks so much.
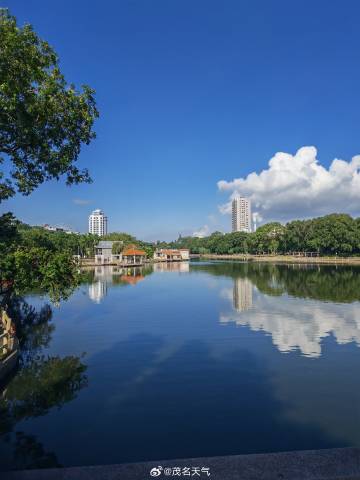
[1,261,360,470]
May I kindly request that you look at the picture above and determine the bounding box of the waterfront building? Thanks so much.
[95,241,121,264]
[232,196,252,232]
[89,209,108,236]
[95,241,113,261]
[93,242,146,265]
[43,224,77,234]
[122,246,146,265]
[153,248,190,262]
[179,249,190,260]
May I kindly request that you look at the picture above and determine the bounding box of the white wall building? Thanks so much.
[232,196,252,233]
[89,209,108,236]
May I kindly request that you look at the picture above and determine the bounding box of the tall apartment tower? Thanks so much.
[89,209,108,236]
[232,196,252,233]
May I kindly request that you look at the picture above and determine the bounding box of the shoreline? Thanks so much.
[197,254,360,265]
[79,255,360,267]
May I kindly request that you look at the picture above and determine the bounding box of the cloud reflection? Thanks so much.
[220,278,360,357]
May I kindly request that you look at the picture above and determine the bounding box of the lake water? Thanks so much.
[1,260,360,471]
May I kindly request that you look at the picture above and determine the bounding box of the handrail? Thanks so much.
[0,308,16,360]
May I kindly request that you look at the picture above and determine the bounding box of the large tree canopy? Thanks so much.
[170,214,360,256]
[0,8,98,201]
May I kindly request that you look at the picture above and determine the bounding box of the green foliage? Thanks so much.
[136,241,155,259]
[103,232,136,244]
[0,9,98,201]
[1,247,79,302]
[191,261,360,303]
[0,216,160,301]
[168,214,360,256]
[0,216,85,301]
[103,232,155,258]
[112,242,123,254]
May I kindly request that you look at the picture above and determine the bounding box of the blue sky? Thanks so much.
[2,0,360,240]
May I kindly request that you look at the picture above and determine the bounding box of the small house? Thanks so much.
[122,246,147,265]
[179,249,190,260]
[153,248,190,262]
[94,241,122,264]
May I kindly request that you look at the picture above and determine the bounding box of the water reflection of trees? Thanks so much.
[204,261,360,357]
[0,292,88,470]
[192,261,360,303]
[11,432,62,470]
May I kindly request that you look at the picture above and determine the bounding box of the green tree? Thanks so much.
[0,9,98,202]
[307,214,357,255]
[250,222,285,254]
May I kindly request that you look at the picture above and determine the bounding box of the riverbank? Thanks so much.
[198,253,360,265]
[79,259,190,267]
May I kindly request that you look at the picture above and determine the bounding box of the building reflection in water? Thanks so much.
[88,262,189,303]
[153,261,190,273]
[232,277,253,312]
[220,275,360,358]
[88,280,107,304]
[88,266,146,303]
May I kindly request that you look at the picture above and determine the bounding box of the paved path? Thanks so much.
[3,447,360,480]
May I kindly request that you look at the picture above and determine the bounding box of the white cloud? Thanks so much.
[218,146,360,222]
[193,224,210,238]
[73,198,91,206]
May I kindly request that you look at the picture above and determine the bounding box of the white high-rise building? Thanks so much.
[232,196,252,232]
[89,209,108,236]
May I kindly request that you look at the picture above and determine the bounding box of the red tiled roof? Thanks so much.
[160,249,182,255]
[122,248,146,256]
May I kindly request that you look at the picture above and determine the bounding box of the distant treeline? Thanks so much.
[2,213,360,298]
[0,214,155,299]
[167,214,360,256]
[1,215,156,263]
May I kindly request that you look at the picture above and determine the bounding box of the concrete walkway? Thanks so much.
[3,447,360,480]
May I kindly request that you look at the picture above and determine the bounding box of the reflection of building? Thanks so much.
[153,261,190,273]
[154,249,190,262]
[120,274,145,285]
[233,278,253,311]
[232,196,251,232]
[88,280,107,303]
[89,209,108,236]
[88,265,148,303]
